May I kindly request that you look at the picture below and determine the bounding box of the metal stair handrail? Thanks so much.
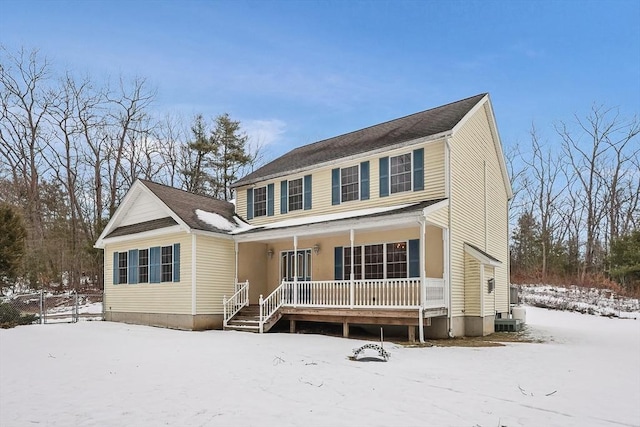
[223,280,249,328]
[258,280,286,333]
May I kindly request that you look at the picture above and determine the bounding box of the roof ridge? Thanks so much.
[285,93,487,155]
[140,179,233,206]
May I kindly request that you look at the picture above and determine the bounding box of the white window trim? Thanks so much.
[138,247,150,284]
[389,152,413,195]
[253,186,268,217]
[288,177,304,212]
[340,164,360,203]
[343,240,409,280]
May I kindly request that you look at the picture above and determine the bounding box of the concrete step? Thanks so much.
[224,324,260,333]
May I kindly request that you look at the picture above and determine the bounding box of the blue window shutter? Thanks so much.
[267,183,274,216]
[360,161,370,200]
[413,148,424,191]
[128,249,138,284]
[331,168,340,205]
[408,239,420,278]
[246,188,254,220]
[379,157,389,197]
[150,246,161,283]
[304,175,312,210]
[280,180,288,214]
[112,252,118,285]
[334,247,343,280]
[173,243,180,282]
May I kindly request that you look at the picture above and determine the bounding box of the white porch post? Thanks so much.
[350,229,355,309]
[234,241,239,284]
[293,235,298,307]
[443,228,450,312]
[419,220,426,343]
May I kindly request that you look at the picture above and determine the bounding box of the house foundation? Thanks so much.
[105,311,222,331]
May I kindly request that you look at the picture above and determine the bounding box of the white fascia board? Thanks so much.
[232,133,451,188]
[233,211,424,243]
[483,95,514,200]
[422,199,449,217]
[94,180,191,248]
[191,229,235,240]
[450,94,489,136]
[464,243,502,267]
[450,94,513,200]
[99,225,185,247]
[137,183,191,232]
[95,180,145,247]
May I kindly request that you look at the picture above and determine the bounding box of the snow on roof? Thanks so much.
[231,202,417,234]
[196,209,254,232]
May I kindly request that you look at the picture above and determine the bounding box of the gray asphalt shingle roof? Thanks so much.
[233,93,486,187]
[140,180,237,233]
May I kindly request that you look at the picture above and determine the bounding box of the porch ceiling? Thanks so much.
[233,199,448,243]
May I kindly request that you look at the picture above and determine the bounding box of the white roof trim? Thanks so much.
[464,243,502,267]
[232,201,447,243]
[98,225,184,246]
[422,198,449,217]
[233,132,451,188]
[450,94,513,200]
[94,180,191,248]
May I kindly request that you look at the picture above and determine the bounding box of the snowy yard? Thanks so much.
[1,307,639,427]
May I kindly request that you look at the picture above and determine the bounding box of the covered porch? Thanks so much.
[224,199,450,341]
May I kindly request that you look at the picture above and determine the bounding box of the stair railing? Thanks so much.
[258,280,286,333]
[223,280,249,328]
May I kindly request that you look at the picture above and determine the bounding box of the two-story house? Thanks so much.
[95,93,512,340]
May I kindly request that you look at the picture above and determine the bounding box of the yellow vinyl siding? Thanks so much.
[426,205,448,228]
[484,265,496,316]
[236,140,446,225]
[260,226,444,297]
[195,235,235,314]
[464,254,481,316]
[104,232,192,315]
[449,103,510,317]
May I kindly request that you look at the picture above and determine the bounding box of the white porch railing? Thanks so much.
[424,278,446,308]
[279,277,446,309]
[223,280,249,328]
[258,281,286,333]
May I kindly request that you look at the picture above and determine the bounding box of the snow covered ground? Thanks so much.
[518,284,640,318]
[1,307,639,427]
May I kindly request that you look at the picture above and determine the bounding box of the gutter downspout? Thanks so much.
[418,219,426,343]
[445,137,454,338]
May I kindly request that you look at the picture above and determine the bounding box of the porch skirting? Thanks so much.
[105,311,223,331]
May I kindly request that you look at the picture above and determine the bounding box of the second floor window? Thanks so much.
[254,186,267,217]
[288,178,303,211]
[341,165,359,202]
[390,153,412,194]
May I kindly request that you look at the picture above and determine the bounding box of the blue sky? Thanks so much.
[2,0,639,160]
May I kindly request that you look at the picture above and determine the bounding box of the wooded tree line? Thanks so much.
[1,45,638,294]
[508,109,639,293]
[0,47,258,291]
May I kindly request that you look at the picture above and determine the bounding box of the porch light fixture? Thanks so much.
[267,248,274,259]
[313,243,320,255]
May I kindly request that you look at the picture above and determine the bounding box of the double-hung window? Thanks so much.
[253,186,267,217]
[161,245,173,282]
[288,178,303,211]
[386,242,408,278]
[138,249,149,283]
[341,165,359,202]
[343,242,407,280]
[390,153,412,194]
[118,252,128,284]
